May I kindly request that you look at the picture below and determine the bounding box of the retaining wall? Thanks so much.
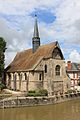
[0,93,80,109]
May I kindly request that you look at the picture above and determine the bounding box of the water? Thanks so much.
[0,99,80,120]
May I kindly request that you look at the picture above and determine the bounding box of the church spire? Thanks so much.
[33,15,39,38]
[32,15,40,53]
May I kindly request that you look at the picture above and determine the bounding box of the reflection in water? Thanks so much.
[0,99,80,120]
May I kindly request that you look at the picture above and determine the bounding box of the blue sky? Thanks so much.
[0,0,80,66]
[31,9,56,23]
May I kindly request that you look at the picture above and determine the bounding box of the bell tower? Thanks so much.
[32,15,40,53]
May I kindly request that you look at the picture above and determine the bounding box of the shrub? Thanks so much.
[38,89,48,96]
[27,92,35,96]
[28,90,36,93]
[33,92,42,97]
[27,92,41,97]
[27,89,48,97]
[0,83,5,90]
[66,89,76,94]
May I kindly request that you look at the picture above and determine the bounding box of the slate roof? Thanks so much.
[5,41,64,72]
[67,62,80,71]
[72,63,79,71]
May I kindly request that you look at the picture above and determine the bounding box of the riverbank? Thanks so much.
[0,92,80,109]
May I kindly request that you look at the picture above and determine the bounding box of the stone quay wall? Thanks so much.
[0,93,80,109]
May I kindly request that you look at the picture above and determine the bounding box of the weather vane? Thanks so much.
[35,14,37,17]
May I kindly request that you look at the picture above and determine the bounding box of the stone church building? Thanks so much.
[5,16,70,95]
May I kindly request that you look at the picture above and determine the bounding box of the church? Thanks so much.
[5,16,70,96]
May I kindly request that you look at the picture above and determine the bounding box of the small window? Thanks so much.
[25,73,27,80]
[18,73,20,79]
[19,73,22,80]
[55,65,60,76]
[39,74,42,80]
[45,65,47,73]
[8,73,11,80]
[14,74,16,81]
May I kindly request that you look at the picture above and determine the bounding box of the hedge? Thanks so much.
[27,89,48,97]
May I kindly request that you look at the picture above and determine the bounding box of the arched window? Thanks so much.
[20,74,22,80]
[14,74,17,81]
[18,73,20,80]
[39,74,42,80]
[8,73,11,80]
[55,65,60,76]
[25,73,27,80]
[19,73,22,80]
[45,65,47,73]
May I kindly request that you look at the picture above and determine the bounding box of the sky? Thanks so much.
[0,0,80,67]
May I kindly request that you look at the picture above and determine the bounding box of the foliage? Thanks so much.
[0,83,5,90]
[38,89,48,96]
[27,92,41,97]
[27,89,48,97]
[65,89,76,94]
[28,90,35,93]
[0,37,6,81]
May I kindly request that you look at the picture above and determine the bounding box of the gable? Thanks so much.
[52,47,64,60]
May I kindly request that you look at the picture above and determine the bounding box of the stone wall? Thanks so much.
[5,56,70,95]
[35,58,70,95]
[0,93,80,109]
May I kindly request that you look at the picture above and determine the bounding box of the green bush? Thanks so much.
[66,89,76,94]
[27,92,41,97]
[0,83,5,90]
[38,89,48,96]
[27,92,35,96]
[27,89,48,97]
[28,90,36,93]
[33,92,42,97]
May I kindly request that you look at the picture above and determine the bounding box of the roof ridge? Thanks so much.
[16,41,57,55]
[38,41,57,48]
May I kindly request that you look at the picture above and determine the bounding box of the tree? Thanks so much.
[0,37,6,82]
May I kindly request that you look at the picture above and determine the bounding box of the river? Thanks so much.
[0,99,80,120]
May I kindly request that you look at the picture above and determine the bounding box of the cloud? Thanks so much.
[2,0,80,44]
[0,17,34,66]
[0,0,33,15]
[5,51,16,67]
[0,0,59,15]
[69,50,80,63]
[54,0,80,43]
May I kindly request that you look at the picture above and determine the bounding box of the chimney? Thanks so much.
[67,61,72,70]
